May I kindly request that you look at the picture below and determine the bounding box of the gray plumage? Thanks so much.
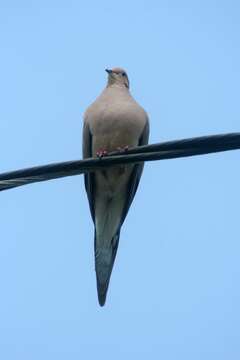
[83,67,149,306]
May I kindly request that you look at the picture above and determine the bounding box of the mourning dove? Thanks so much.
[83,67,149,306]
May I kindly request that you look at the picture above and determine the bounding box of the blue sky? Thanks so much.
[0,1,240,359]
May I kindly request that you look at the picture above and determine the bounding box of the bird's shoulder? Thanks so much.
[84,86,148,126]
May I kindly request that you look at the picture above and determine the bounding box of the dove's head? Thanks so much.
[105,67,130,89]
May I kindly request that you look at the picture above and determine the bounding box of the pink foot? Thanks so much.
[96,149,108,158]
[117,145,129,152]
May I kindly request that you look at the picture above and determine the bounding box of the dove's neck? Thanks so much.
[104,84,131,98]
[106,82,129,90]
[106,84,130,95]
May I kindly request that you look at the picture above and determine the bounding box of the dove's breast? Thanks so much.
[88,103,147,155]
[84,87,148,196]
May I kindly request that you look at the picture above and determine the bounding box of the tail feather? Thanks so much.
[94,230,120,306]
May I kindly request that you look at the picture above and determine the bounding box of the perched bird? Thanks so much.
[82,67,149,306]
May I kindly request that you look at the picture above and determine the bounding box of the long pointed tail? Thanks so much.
[94,230,120,306]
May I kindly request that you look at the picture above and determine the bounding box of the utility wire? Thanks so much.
[0,132,239,192]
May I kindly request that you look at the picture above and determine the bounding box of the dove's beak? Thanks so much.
[105,69,113,74]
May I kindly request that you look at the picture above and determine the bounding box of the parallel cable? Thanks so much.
[0,132,239,192]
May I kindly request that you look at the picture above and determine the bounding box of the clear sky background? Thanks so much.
[0,1,240,359]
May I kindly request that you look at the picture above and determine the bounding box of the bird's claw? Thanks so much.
[117,145,129,152]
[96,149,108,158]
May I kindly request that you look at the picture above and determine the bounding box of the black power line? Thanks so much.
[0,132,239,192]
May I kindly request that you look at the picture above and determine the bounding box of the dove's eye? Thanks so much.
[122,72,126,77]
